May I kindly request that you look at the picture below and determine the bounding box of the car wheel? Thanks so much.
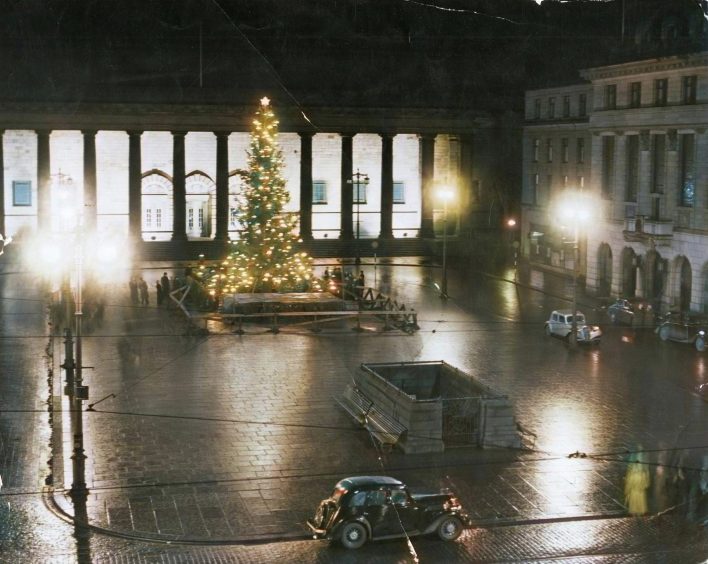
[437,516,463,542]
[659,325,670,341]
[545,325,551,337]
[696,336,706,352]
[340,522,367,549]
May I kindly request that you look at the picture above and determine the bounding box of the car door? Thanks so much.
[375,489,420,536]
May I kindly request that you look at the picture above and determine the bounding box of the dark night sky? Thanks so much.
[0,0,701,110]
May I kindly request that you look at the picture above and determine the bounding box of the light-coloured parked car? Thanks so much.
[545,310,602,344]
[656,314,706,352]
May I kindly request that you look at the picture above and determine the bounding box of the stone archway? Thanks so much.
[228,170,246,240]
[596,243,612,297]
[670,255,692,313]
[185,172,216,239]
[620,247,637,298]
[141,170,173,241]
[643,250,666,311]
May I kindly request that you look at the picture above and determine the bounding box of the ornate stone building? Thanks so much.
[522,51,708,313]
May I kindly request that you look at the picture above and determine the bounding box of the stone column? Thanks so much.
[665,129,679,221]
[0,130,4,237]
[339,133,354,240]
[36,130,51,230]
[82,130,97,232]
[460,134,474,236]
[379,133,394,239]
[128,131,143,241]
[419,134,436,238]
[215,132,230,242]
[638,131,652,217]
[298,132,313,240]
[171,131,187,241]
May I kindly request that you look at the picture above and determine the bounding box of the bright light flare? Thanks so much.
[437,185,455,203]
[551,190,599,230]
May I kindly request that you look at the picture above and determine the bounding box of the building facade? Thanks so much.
[0,103,508,257]
[522,51,708,313]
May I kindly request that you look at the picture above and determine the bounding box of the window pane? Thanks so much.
[12,181,32,206]
[393,181,405,204]
[312,181,327,204]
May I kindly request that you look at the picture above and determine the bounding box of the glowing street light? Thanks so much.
[551,190,598,348]
[438,185,454,299]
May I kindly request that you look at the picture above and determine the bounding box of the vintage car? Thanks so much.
[545,310,602,344]
[656,315,707,352]
[606,298,654,327]
[307,476,471,549]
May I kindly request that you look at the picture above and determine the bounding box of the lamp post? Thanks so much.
[438,186,454,299]
[552,190,596,348]
[347,169,369,266]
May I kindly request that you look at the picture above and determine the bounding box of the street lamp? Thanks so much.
[438,186,454,299]
[347,169,369,266]
[551,190,597,348]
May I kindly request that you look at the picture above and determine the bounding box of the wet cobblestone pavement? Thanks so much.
[1,258,707,562]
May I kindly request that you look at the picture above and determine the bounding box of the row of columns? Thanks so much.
[0,129,473,242]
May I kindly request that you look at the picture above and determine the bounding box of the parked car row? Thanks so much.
[544,302,707,352]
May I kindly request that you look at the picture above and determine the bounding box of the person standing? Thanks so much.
[139,277,149,306]
[129,276,139,306]
[155,280,163,306]
[161,272,171,306]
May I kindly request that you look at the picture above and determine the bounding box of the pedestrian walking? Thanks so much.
[138,277,149,305]
[129,276,139,306]
[155,281,163,306]
[624,449,650,516]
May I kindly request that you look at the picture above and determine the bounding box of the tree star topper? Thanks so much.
[260,96,270,107]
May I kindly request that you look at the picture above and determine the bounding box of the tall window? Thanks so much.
[548,97,556,118]
[576,138,585,164]
[198,207,204,230]
[532,138,540,162]
[577,176,585,189]
[312,180,327,204]
[534,99,541,119]
[651,134,665,194]
[682,75,697,104]
[562,96,570,117]
[546,175,553,198]
[563,175,569,188]
[561,138,569,163]
[629,82,641,108]
[546,139,553,162]
[579,93,587,116]
[156,208,162,228]
[625,135,639,202]
[145,208,152,228]
[229,207,238,228]
[679,133,695,207]
[654,78,668,106]
[530,173,539,205]
[393,181,405,204]
[605,84,617,109]
[12,180,31,206]
[188,208,194,231]
[601,136,615,199]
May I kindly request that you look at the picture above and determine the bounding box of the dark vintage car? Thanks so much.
[307,476,472,549]
[656,314,707,352]
[606,298,655,327]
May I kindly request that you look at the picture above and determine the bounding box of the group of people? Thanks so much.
[129,272,172,307]
[322,267,366,298]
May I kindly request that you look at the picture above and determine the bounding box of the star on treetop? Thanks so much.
[260,96,270,107]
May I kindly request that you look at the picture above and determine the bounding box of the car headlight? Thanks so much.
[699,330,705,336]
[592,326,600,331]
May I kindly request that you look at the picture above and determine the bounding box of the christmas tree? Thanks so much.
[204,97,314,295]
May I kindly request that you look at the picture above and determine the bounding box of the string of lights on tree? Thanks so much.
[200,97,317,296]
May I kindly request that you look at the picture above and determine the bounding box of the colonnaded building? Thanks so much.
[0,104,509,260]
[521,4,708,314]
